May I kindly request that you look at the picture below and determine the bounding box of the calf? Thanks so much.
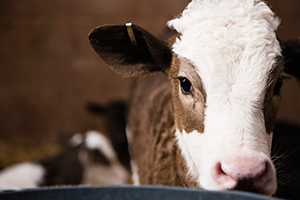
[86,101,131,172]
[0,131,129,190]
[89,0,300,196]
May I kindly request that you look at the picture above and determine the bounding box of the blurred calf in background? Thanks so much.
[0,101,130,190]
[86,101,131,172]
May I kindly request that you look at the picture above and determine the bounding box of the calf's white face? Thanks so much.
[167,0,282,195]
[89,0,300,196]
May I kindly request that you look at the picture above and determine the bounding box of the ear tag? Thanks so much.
[126,22,137,45]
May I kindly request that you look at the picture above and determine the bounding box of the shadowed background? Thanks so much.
[0,0,299,168]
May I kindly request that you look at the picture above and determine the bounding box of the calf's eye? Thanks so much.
[178,77,192,95]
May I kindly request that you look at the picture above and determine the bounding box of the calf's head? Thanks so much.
[89,0,300,195]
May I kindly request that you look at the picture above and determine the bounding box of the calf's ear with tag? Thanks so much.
[89,23,173,77]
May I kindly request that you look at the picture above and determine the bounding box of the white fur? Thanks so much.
[125,126,133,144]
[0,163,45,190]
[85,131,116,161]
[169,0,280,190]
[70,133,83,146]
[130,160,140,185]
[126,127,140,185]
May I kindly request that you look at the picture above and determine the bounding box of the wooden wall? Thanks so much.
[0,0,299,166]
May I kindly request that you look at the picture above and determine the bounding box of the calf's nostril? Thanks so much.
[216,162,226,176]
[214,162,238,189]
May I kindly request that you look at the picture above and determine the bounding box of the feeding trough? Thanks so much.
[0,186,283,200]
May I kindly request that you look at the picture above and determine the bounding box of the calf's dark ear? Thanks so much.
[89,23,173,77]
[281,39,300,79]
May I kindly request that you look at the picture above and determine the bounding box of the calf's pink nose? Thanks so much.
[214,155,276,195]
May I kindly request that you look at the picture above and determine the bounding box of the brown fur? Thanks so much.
[169,57,206,133]
[128,73,197,186]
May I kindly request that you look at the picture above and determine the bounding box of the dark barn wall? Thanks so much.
[0,0,299,167]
